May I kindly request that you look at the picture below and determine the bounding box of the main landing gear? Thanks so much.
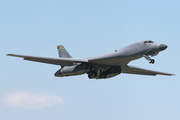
[143,55,155,64]
[88,69,106,79]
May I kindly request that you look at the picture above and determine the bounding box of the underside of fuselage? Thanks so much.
[54,53,143,79]
[54,63,122,79]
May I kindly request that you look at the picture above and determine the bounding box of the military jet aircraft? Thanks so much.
[7,40,174,79]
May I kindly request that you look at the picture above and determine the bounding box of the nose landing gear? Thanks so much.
[149,59,155,64]
[143,55,155,64]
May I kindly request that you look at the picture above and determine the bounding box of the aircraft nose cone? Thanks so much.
[159,44,168,51]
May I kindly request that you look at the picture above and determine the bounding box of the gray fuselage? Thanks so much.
[56,40,165,77]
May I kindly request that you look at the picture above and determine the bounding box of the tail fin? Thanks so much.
[57,45,72,58]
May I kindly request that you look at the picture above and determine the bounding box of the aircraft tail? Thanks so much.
[57,45,72,58]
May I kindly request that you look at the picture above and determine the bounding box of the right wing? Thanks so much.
[7,54,88,66]
[121,65,175,76]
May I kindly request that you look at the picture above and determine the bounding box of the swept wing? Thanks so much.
[122,65,174,76]
[7,54,88,66]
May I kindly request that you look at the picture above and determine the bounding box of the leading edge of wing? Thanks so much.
[7,54,88,66]
[122,65,175,76]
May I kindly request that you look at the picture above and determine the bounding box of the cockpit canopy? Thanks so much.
[144,40,154,43]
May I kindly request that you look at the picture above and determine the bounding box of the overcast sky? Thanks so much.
[0,0,179,120]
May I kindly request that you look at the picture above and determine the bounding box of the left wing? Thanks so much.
[7,54,88,66]
[121,65,174,76]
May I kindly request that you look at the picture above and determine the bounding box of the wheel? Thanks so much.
[102,74,106,79]
[151,59,155,64]
[93,72,97,77]
[99,73,102,78]
[88,71,93,78]
[149,59,155,64]
[88,73,92,78]
[149,60,152,63]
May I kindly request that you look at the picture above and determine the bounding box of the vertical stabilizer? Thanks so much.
[57,45,72,58]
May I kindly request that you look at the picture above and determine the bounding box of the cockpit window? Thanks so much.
[144,40,154,43]
[144,41,148,43]
[148,41,154,43]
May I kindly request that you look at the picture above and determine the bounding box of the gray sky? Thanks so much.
[0,0,179,120]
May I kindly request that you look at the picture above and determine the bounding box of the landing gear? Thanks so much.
[88,71,97,79]
[149,59,155,64]
[102,74,106,79]
[87,66,121,79]
[88,70,106,79]
[143,55,155,64]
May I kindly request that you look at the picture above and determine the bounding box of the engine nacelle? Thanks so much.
[54,63,90,77]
